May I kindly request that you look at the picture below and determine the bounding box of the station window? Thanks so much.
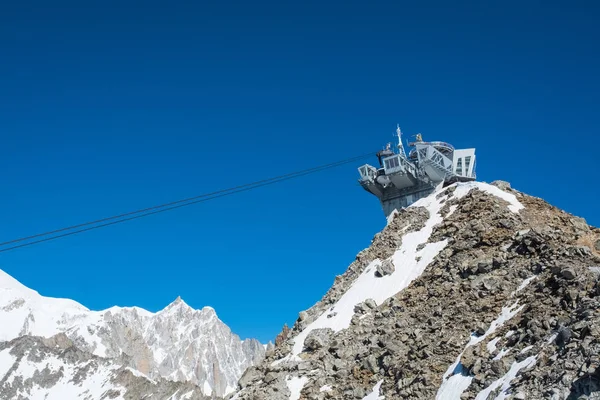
[456,158,463,175]
[384,156,400,170]
[465,156,471,174]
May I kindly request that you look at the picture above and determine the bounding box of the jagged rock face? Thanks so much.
[0,334,207,399]
[232,182,600,400]
[0,273,265,398]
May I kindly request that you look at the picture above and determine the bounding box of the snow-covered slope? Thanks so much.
[234,181,600,399]
[0,334,206,399]
[0,271,264,397]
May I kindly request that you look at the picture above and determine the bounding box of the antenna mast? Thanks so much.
[396,124,406,158]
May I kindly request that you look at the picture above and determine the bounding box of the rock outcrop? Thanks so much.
[232,182,600,400]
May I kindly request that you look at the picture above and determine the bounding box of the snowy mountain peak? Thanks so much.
[159,297,217,320]
[0,270,265,398]
[0,268,40,298]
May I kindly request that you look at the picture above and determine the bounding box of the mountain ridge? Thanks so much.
[0,268,265,398]
[233,181,600,400]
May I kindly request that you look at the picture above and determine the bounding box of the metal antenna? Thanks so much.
[396,124,406,157]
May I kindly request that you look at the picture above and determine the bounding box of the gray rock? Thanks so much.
[375,260,395,277]
[354,299,377,314]
[561,268,577,280]
[595,239,600,252]
[239,366,262,388]
[303,328,333,351]
[556,327,572,347]
[570,217,590,233]
[365,298,377,309]
[491,180,511,190]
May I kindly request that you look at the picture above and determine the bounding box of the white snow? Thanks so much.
[386,209,399,225]
[286,375,309,400]
[320,384,332,392]
[487,337,501,353]
[515,276,536,294]
[225,385,236,396]
[125,367,156,383]
[436,359,473,400]
[0,348,15,379]
[520,345,533,354]
[446,205,459,217]
[0,270,90,342]
[475,356,536,400]
[203,381,212,396]
[180,390,195,400]
[7,352,125,400]
[362,379,385,399]
[472,302,525,347]
[589,267,600,274]
[493,348,510,361]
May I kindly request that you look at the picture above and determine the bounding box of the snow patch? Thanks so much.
[446,205,458,217]
[320,384,332,392]
[286,375,309,400]
[520,345,533,354]
[475,356,536,400]
[493,348,510,361]
[203,381,212,396]
[386,209,399,225]
[0,348,15,379]
[362,379,385,400]
[436,359,473,400]
[515,276,536,294]
[470,302,524,348]
[487,337,501,353]
[451,182,524,213]
[125,367,156,383]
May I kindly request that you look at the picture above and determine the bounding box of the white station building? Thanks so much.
[358,126,476,217]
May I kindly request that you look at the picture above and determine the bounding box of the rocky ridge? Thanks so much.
[232,181,600,400]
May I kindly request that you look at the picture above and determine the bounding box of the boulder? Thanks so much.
[561,268,577,280]
[491,180,511,190]
[304,328,334,351]
[375,260,395,277]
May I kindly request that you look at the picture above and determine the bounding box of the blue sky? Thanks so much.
[1,1,598,342]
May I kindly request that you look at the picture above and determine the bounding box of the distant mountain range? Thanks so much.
[0,269,264,399]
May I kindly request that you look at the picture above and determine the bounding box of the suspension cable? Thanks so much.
[0,152,373,253]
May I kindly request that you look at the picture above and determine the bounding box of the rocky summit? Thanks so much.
[0,270,265,399]
[232,181,600,400]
